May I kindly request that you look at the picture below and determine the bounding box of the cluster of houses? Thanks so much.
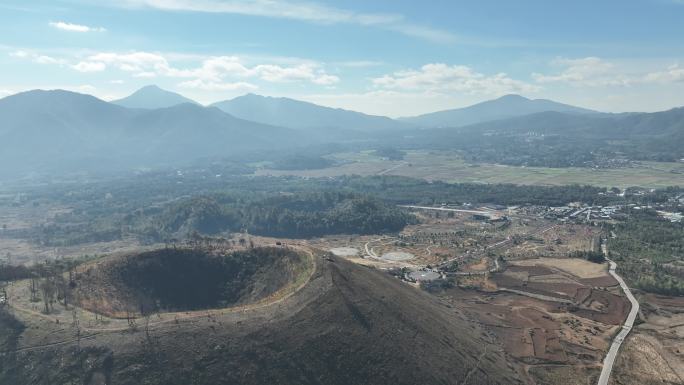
[658,211,683,223]
[543,204,623,221]
[543,201,683,223]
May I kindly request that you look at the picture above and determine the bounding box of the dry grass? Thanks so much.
[254,149,684,188]
[510,258,608,279]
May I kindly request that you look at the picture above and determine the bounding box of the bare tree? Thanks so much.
[40,278,57,313]
[126,308,137,331]
[29,276,38,302]
[72,308,79,327]
[0,283,8,307]
[144,313,152,341]
[56,276,70,308]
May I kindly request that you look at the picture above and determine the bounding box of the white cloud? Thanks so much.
[178,79,258,91]
[102,0,455,43]
[72,61,106,72]
[9,50,66,65]
[373,63,539,95]
[644,64,684,83]
[0,89,13,98]
[9,50,29,58]
[34,55,62,64]
[49,21,106,32]
[109,80,125,84]
[312,73,339,86]
[533,57,684,87]
[532,57,633,87]
[188,56,252,80]
[78,84,97,92]
[77,51,339,86]
[10,48,339,87]
[114,0,398,24]
[87,51,170,73]
[252,63,339,84]
[304,89,467,118]
[386,23,457,44]
[133,71,158,78]
[335,60,384,68]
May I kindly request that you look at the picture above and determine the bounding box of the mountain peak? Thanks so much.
[402,94,597,128]
[136,84,165,92]
[496,94,530,101]
[2,89,111,108]
[212,94,405,131]
[112,85,197,109]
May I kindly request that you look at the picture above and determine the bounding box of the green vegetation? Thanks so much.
[154,191,416,239]
[608,210,684,296]
[270,154,335,170]
[6,173,630,247]
[338,176,610,206]
[373,147,406,161]
[570,250,606,264]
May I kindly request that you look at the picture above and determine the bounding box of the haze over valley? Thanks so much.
[1,2,684,385]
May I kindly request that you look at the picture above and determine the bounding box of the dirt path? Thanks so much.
[498,288,573,304]
[377,161,408,175]
[460,338,489,385]
[6,333,100,354]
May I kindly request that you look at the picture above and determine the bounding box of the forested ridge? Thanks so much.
[153,191,417,239]
[608,210,684,295]
[14,174,630,247]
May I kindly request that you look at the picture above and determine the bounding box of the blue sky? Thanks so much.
[1,0,684,117]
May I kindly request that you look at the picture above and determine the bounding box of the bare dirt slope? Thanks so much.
[0,253,524,385]
[73,247,308,317]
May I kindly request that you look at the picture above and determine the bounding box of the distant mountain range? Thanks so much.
[111,85,197,109]
[1,85,683,178]
[211,93,407,131]
[401,94,597,128]
[0,90,301,176]
[409,106,684,166]
[454,107,684,138]
[110,86,599,130]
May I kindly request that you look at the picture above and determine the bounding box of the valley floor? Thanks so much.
[255,150,684,188]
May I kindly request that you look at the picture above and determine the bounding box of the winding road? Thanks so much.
[372,206,637,384]
[597,256,640,385]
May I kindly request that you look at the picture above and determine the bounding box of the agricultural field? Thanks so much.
[255,150,684,188]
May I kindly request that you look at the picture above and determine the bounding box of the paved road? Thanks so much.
[399,205,493,216]
[597,258,640,385]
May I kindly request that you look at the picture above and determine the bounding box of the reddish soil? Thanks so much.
[580,275,619,287]
[642,293,684,307]
[492,271,584,300]
[442,289,610,366]
[572,288,629,325]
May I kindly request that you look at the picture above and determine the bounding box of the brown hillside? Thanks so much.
[1,251,523,385]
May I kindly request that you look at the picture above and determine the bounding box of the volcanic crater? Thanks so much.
[73,246,311,317]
